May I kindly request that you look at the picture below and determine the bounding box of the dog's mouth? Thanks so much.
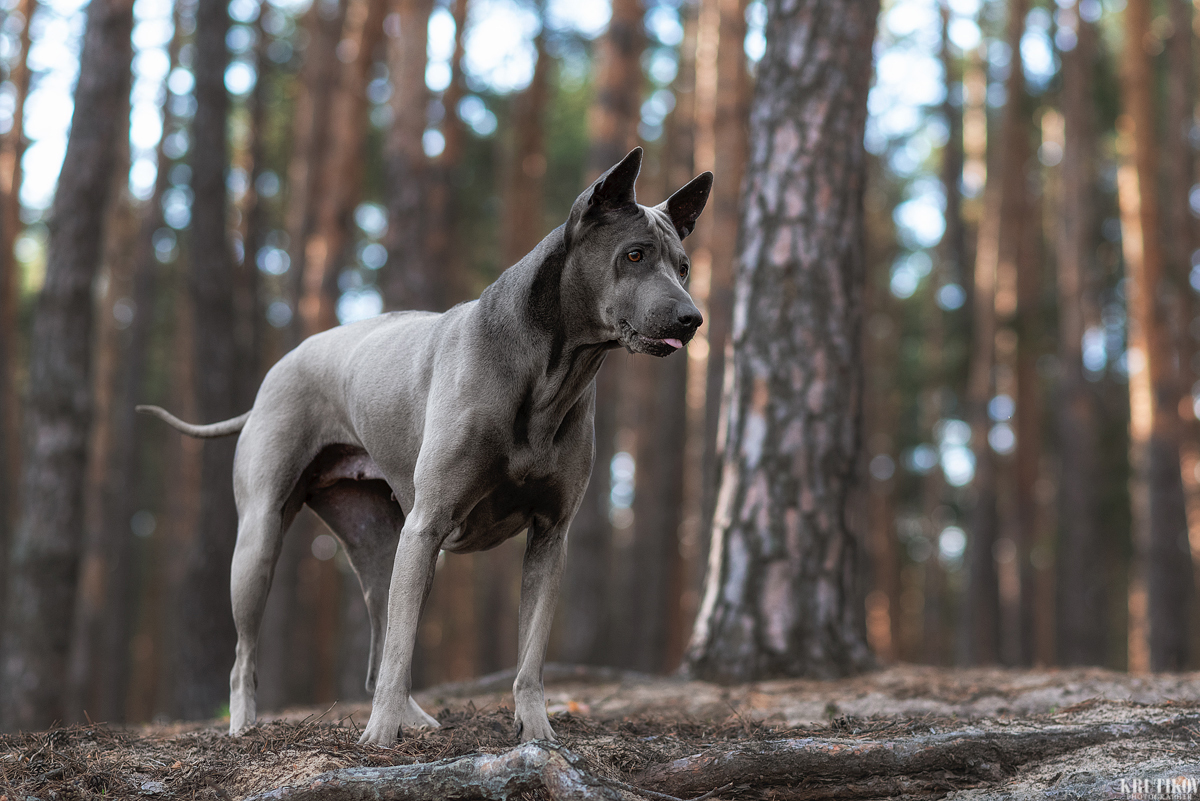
[618,320,692,357]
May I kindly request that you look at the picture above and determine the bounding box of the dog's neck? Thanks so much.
[476,225,616,426]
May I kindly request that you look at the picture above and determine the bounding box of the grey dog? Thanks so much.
[139,147,711,746]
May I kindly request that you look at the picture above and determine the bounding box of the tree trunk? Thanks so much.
[500,32,549,269]
[1056,2,1106,667]
[696,0,749,548]
[69,12,183,723]
[962,0,1028,667]
[300,0,387,335]
[423,0,469,308]
[174,0,239,720]
[284,0,347,348]
[235,4,269,404]
[0,0,35,655]
[66,116,134,723]
[0,0,133,731]
[683,0,877,681]
[1163,0,1198,669]
[380,0,434,312]
[1118,0,1192,674]
[558,0,644,666]
[1013,160,1042,669]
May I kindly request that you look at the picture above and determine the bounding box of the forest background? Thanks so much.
[0,0,1197,734]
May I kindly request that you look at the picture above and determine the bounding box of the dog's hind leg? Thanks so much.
[306,480,404,695]
[228,501,292,735]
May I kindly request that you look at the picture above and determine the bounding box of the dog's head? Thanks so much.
[565,148,711,357]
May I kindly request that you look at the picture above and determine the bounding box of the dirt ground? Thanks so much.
[2,664,1199,800]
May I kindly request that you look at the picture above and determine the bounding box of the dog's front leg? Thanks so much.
[358,511,445,746]
[513,521,568,742]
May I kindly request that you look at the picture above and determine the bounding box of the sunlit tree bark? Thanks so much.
[0,0,133,731]
[694,0,749,547]
[684,0,877,681]
[1118,0,1192,673]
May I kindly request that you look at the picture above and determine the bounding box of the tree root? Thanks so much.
[246,716,1198,801]
[634,716,1199,799]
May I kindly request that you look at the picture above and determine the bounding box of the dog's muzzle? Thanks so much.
[618,319,699,357]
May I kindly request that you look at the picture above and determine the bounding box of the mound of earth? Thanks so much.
[2,665,1197,800]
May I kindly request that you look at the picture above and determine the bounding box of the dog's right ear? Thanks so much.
[585,147,643,212]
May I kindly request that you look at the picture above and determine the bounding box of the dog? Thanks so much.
[139,147,711,746]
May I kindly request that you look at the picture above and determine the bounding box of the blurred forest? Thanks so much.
[0,0,1197,732]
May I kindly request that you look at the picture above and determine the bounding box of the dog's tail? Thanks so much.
[136,405,251,438]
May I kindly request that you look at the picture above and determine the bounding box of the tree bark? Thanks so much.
[174,0,240,720]
[422,0,469,308]
[1163,0,1198,670]
[558,0,644,666]
[235,4,269,405]
[66,113,135,723]
[962,0,1028,667]
[300,0,387,335]
[1118,0,1192,674]
[0,0,36,656]
[500,31,549,269]
[284,0,347,347]
[1056,2,1106,667]
[0,0,133,731]
[696,0,749,549]
[380,0,434,311]
[683,0,877,681]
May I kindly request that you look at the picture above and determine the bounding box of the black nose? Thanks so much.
[677,307,703,330]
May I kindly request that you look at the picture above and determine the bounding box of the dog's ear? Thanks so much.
[657,172,713,240]
[587,147,643,211]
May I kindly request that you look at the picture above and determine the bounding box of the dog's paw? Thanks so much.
[515,711,556,743]
[357,720,399,747]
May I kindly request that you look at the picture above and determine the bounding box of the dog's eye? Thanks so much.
[679,263,690,280]
[626,249,643,263]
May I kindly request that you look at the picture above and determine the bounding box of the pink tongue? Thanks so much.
[664,338,683,349]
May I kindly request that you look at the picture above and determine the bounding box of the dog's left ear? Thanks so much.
[658,172,714,240]
[587,147,644,211]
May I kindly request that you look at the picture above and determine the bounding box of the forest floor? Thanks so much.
[2,664,1199,800]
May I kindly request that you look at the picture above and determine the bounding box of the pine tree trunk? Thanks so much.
[698,0,749,546]
[683,0,877,681]
[423,0,469,308]
[300,0,387,335]
[381,0,434,311]
[1013,164,1042,668]
[0,0,35,654]
[1056,2,1106,667]
[962,0,1028,666]
[1118,0,1192,674]
[0,0,133,731]
[558,0,644,666]
[174,0,239,719]
[66,119,134,722]
[235,5,269,404]
[284,0,346,347]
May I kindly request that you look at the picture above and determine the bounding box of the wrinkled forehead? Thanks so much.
[641,204,687,261]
